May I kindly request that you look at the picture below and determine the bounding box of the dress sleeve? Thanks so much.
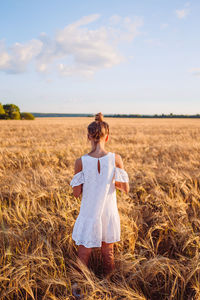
[114,167,129,182]
[70,171,85,187]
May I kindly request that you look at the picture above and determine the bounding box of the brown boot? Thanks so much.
[101,242,115,277]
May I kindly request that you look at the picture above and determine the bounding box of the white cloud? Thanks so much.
[55,16,127,77]
[35,33,59,73]
[37,63,48,73]
[0,52,10,69]
[0,39,42,73]
[12,40,42,62]
[0,41,11,69]
[190,68,200,77]
[106,16,143,45]
[122,17,143,42]
[175,9,188,19]
[175,3,190,19]
[71,14,100,27]
[0,14,143,77]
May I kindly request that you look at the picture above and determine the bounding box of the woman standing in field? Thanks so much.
[70,112,129,277]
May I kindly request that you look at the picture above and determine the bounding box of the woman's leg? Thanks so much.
[101,242,115,276]
[72,245,92,297]
[77,245,92,267]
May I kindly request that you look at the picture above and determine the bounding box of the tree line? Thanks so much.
[104,113,200,118]
[32,112,200,118]
[0,103,35,120]
[1,105,199,119]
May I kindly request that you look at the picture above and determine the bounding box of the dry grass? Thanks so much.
[0,117,200,300]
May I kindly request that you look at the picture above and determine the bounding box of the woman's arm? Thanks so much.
[72,158,83,198]
[115,154,130,194]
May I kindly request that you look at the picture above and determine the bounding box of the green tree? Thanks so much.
[20,112,35,120]
[3,104,20,119]
[0,103,6,119]
[12,111,21,120]
[0,103,5,114]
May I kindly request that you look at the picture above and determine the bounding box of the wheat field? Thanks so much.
[0,117,200,300]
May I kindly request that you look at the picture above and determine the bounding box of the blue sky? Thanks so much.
[0,0,199,114]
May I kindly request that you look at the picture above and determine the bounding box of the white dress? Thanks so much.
[70,152,129,248]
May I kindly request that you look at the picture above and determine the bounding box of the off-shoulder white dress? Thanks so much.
[70,152,129,248]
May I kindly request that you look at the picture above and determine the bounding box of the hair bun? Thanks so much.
[95,112,104,122]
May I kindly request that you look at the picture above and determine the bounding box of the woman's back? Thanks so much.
[81,152,116,218]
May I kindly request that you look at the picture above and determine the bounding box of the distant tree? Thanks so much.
[12,111,21,120]
[0,103,6,119]
[20,112,35,120]
[3,104,20,119]
[0,103,35,120]
[0,103,5,114]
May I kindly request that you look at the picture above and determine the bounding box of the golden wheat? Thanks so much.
[0,117,200,299]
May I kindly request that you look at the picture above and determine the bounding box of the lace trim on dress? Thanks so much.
[70,171,85,187]
[115,167,129,182]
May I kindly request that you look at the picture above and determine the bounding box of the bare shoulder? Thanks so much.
[74,157,82,174]
[115,153,124,169]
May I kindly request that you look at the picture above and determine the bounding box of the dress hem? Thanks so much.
[73,238,120,248]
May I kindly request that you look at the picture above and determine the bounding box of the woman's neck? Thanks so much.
[90,141,107,155]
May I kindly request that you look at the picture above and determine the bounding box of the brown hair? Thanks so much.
[87,112,109,144]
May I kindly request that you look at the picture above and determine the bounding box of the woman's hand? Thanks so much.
[115,181,129,194]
